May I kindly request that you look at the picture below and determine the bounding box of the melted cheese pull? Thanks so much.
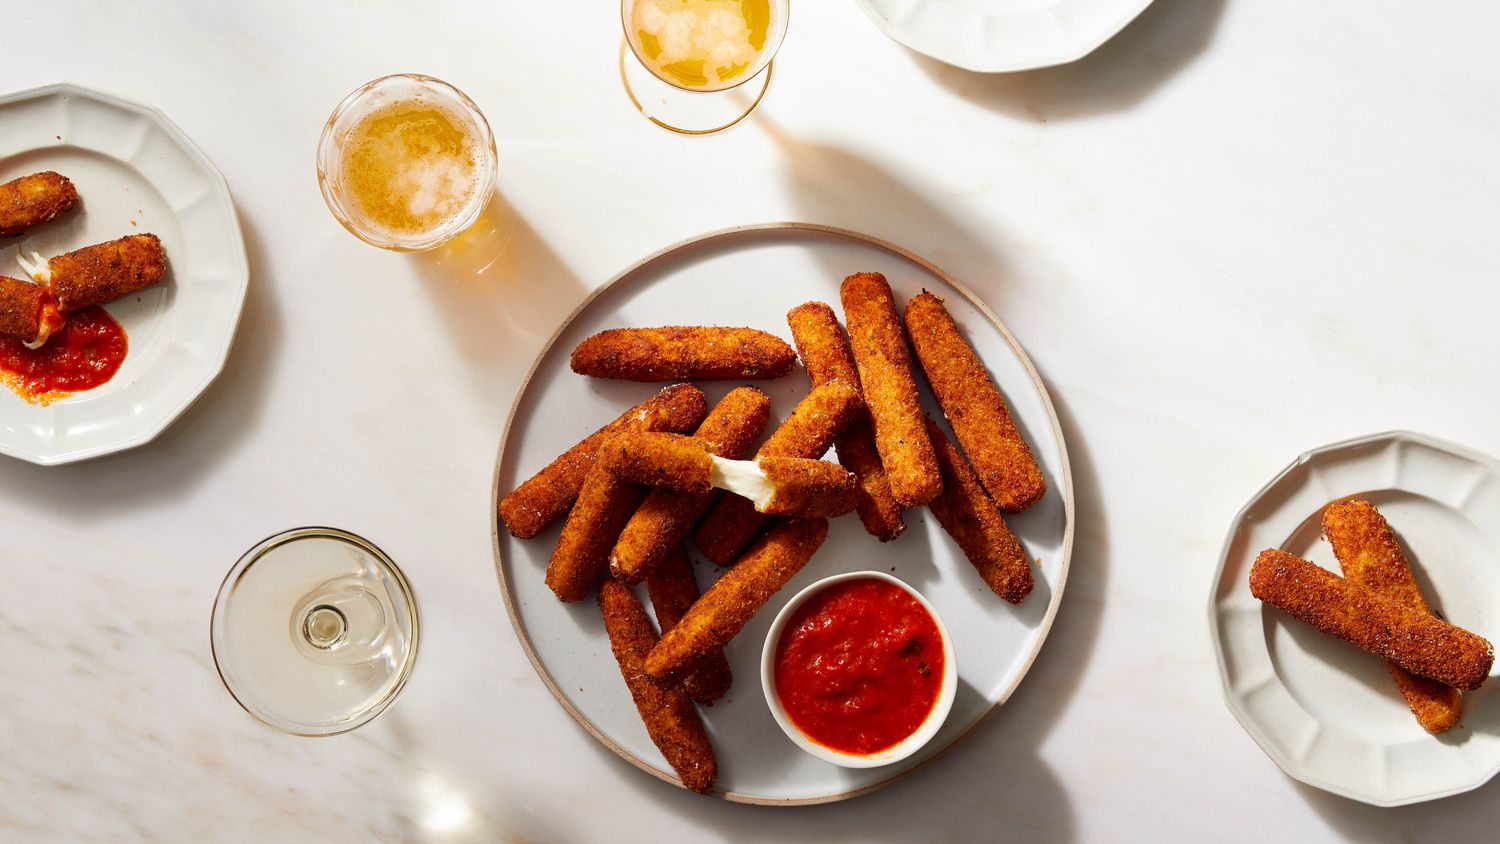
[709,455,778,510]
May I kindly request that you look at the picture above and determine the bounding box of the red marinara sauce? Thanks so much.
[0,307,128,404]
[774,578,945,755]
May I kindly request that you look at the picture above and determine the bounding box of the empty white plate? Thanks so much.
[1210,431,1500,806]
[0,82,248,465]
[853,0,1155,73]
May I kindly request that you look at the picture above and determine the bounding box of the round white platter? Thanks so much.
[491,223,1073,803]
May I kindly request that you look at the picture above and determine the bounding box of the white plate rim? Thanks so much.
[488,221,1075,804]
[852,0,1156,74]
[0,81,249,466]
[1207,429,1500,807]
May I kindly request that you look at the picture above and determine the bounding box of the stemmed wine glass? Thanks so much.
[619,0,791,135]
[211,527,419,736]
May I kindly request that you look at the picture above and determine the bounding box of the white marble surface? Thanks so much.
[2,1,1498,841]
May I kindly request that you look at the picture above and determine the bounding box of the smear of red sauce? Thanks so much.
[0,306,128,404]
[774,578,945,755]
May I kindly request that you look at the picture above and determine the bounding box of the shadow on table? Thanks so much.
[407,190,588,394]
[909,0,1228,122]
[576,385,1105,842]
[760,122,1021,299]
[1296,776,1500,841]
[0,210,283,516]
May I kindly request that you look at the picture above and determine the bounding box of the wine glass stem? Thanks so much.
[303,604,348,650]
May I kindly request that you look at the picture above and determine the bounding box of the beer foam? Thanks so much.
[635,0,763,88]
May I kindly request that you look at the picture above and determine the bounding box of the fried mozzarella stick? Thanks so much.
[693,381,861,563]
[925,418,1033,604]
[600,432,715,494]
[599,579,718,794]
[20,234,168,312]
[570,326,796,381]
[787,301,905,541]
[602,432,857,518]
[0,275,64,348]
[646,545,733,704]
[545,460,650,602]
[647,518,829,680]
[736,456,856,518]
[611,388,771,584]
[840,273,941,507]
[499,384,706,538]
[905,291,1045,512]
[1249,549,1494,691]
[0,171,79,238]
[1324,499,1462,733]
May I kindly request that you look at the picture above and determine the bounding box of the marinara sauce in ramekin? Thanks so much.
[761,572,957,767]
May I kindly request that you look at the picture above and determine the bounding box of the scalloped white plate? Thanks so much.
[853,0,1155,73]
[1210,431,1500,806]
[0,83,248,465]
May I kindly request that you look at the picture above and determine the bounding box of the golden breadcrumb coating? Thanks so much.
[925,418,1033,604]
[692,381,861,564]
[500,384,706,538]
[545,462,649,602]
[570,326,795,381]
[905,291,1044,512]
[647,518,828,680]
[601,432,715,493]
[599,579,717,794]
[840,273,941,507]
[0,275,46,343]
[48,234,167,311]
[610,388,771,584]
[787,301,905,541]
[0,171,79,239]
[645,545,732,704]
[1249,549,1493,691]
[1323,499,1462,733]
[755,456,857,517]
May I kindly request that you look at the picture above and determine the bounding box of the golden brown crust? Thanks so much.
[499,384,706,539]
[761,382,860,455]
[48,234,167,312]
[840,273,941,507]
[598,579,718,793]
[570,326,796,381]
[609,388,771,584]
[786,302,862,388]
[756,456,857,517]
[786,300,905,541]
[925,418,1033,604]
[600,432,714,493]
[0,275,45,343]
[692,381,861,564]
[1249,549,1493,691]
[545,463,649,602]
[645,545,732,704]
[647,518,828,680]
[0,171,79,239]
[1324,499,1462,732]
[904,291,1045,512]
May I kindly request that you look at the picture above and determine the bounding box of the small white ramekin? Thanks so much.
[760,571,957,768]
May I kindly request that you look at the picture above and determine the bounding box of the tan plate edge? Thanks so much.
[488,221,1076,805]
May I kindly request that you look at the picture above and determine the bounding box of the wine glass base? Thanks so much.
[619,39,774,135]
[210,527,420,737]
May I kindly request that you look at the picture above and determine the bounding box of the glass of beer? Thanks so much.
[620,0,790,135]
[317,74,497,251]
